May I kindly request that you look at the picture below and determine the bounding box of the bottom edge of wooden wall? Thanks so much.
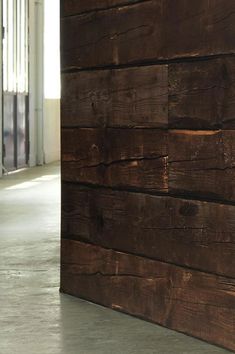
[60,239,235,352]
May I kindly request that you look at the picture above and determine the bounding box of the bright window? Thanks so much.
[2,0,28,93]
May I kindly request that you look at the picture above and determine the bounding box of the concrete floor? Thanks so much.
[0,162,232,354]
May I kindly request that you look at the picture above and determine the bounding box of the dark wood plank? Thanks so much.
[61,239,235,352]
[169,58,235,129]
[61,183,235,278]
[61,65,168,128]
[164,0,235,61]
[61,0,235,70]
[61,1,163,70]
[61,57,235,130]
[61,0,148,17]
[169,130,235,202]
[61,128,168,192]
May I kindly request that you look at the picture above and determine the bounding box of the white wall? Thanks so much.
[43,99,60,163]
[43,0,60,164]
[29,0,44,167]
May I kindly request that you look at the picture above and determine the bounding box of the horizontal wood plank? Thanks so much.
[169,130,235,202]
[61,128,235,201]
[62,57,235,130]
[61,239,235,351]
[61,128,168,192]
[61,183,235,278]
[61,0,235,70]
[169,58,235,129]
[61,1,163,69]
[61,0,148,17]
[61,65,168,128]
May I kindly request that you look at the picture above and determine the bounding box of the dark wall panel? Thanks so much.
[168,130,235,202]
[169,58,235,129]
[61,65,168,128]
[62,183,235,278]
[61,0,235,70]
[61,239,235,352]
[61,128,168,192]
[61,0,235,350]
[61,0,149,17]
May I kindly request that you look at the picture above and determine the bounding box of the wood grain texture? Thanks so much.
[61,127,235,201]
[61,1,163,70]
[61,57,235,130]
[164,0,235,61]
[61,65,168,128]
[61,0,148,17]
[61,128,168,192]
[60,0,235,349]
[61,0,235,70]
[169,58,235,129]
[61,183,235,278]
[61,239,235,352]
[169,130,235,202]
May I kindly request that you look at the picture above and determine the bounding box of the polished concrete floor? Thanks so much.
[0,163,231,354]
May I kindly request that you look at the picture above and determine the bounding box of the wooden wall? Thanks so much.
[60,1,235,351]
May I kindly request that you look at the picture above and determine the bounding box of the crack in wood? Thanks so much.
[61,0,152,18]
[210,10,235,26]
[168,157,217,164]
[63,155,167,167]
[62,268,165,280]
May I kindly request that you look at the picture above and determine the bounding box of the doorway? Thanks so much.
[2,0,29,171]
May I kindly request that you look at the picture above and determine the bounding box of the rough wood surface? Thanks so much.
[169,130,235,202]
[169,58,235,129]
[62,183,235,278]
[61,239,235,352]
[60,0,235,350]
[61,0,235,70]
[61,128,168,191]
[61,65,168,128]
[61,57,235,129]
[61,0,148,17]
[61,128,235,201]
[61,1,163,69]
[164,0,235,62]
